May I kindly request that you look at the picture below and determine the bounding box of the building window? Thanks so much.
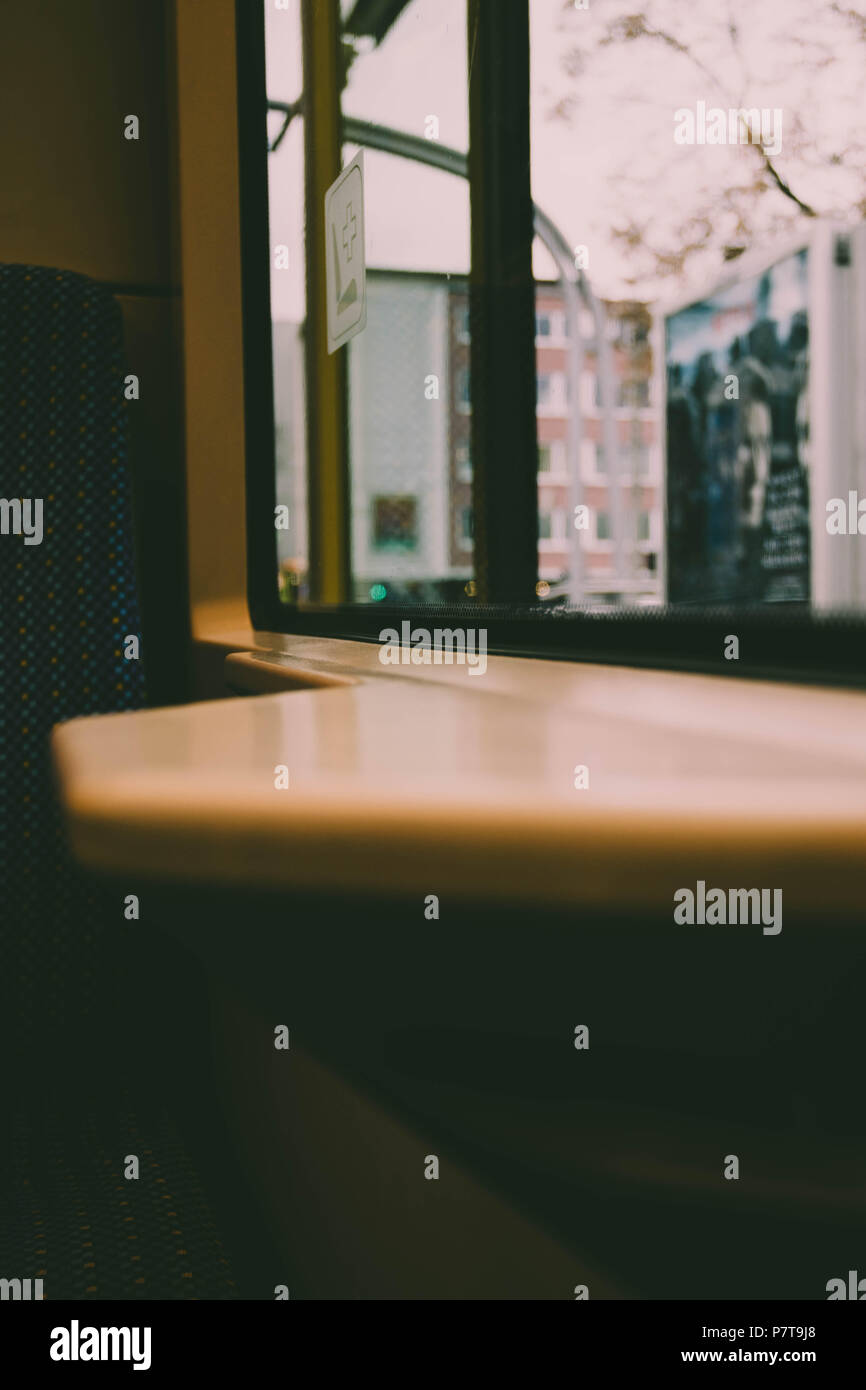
[372,495,418,552]
[539,506,566,542]
[459,505,474,548]
[456,304,471,343]
[632,445,651,477]
[538,373,568,412]
[619,378,651,409]
[455,442,472,483]
[589,443,650,478]
[596,510,612,542]
[539,441,567,475]
[637,510,652,543]
[456,366,471,409]
[535,312,551,339]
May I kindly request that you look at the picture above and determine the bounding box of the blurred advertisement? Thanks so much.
[666,249,810,605]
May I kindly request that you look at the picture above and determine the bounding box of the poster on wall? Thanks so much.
[665,248,810,606]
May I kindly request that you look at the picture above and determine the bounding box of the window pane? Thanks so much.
[266,0,471,609]
[341,0,470,604]
[264,1,866,624]
[529,0,866,614]
[455,442,472,482]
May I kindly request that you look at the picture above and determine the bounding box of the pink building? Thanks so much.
[450,285,662,601]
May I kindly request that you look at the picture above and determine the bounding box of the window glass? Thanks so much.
[266,0,470,607]
[339,1,470,603]
[261,1,866,635]
[455,442,472,483]
[530,0,866,614]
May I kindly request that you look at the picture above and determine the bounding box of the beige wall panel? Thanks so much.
[175,0,248,615]
[0,0,174,286]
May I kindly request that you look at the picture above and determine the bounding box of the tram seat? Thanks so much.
[0,265,237,1298]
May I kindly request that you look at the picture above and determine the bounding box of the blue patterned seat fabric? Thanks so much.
[0,265,147,1067]
[0,266,241,1299]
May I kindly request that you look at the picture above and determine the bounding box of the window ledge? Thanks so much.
[52,631,866,914]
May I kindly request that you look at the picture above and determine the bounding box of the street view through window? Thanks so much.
[265,0,866,614]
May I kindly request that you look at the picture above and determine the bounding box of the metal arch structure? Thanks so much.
[267,102,628,601]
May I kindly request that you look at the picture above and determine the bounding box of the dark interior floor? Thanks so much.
[0,1097,237,1300]
[0,893,282,1302]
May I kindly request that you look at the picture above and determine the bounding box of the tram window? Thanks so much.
[342,0,469,606]
[264,0,470,608]
[527,0,866,624]
[243,0,866,679]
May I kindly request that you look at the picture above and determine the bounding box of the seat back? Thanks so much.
[0,266,147,1082]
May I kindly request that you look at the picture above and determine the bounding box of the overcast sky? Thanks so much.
[264,0,866,322]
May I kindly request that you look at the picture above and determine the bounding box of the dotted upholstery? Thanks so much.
[0,1104,237,1300]
[0,266,238,1299]
[0,265,146,1066]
